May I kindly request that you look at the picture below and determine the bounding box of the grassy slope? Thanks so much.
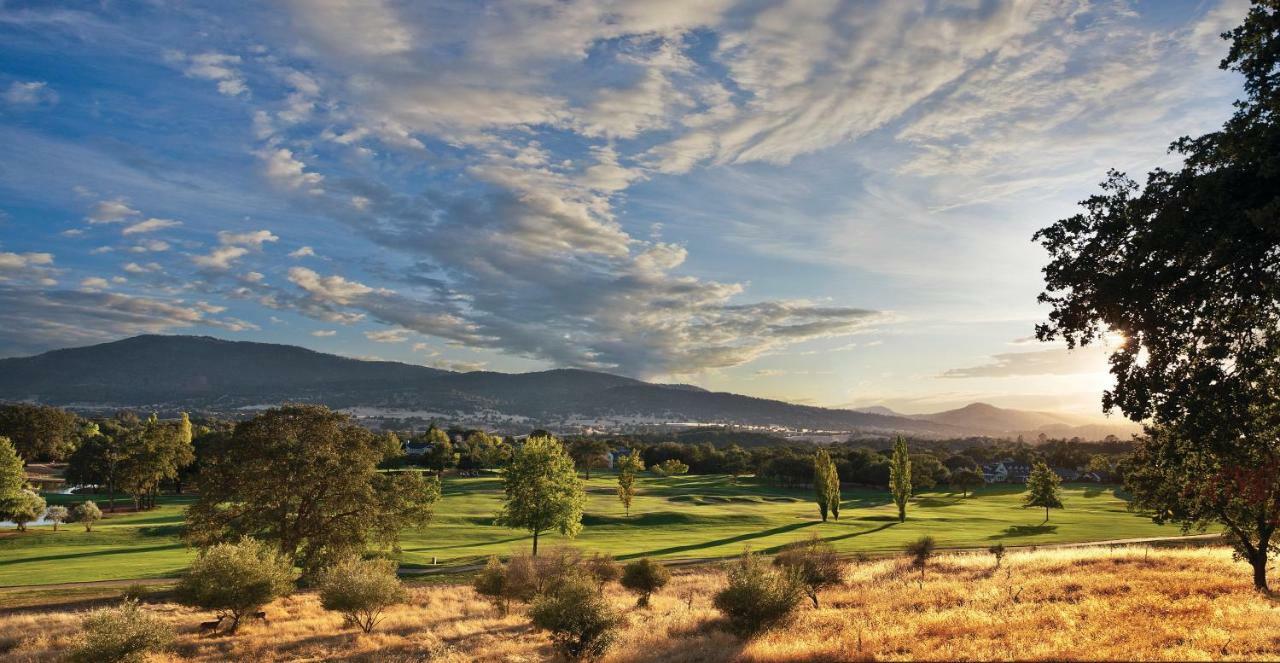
[0,475,1185,586]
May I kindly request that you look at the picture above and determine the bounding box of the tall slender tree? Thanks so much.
[615,450,643,517]
[813,450,840,522]
[495,435,585,555]
[0,436,24,505]
[889,436,912,523]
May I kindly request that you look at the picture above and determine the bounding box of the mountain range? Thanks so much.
[0,335,1136,439]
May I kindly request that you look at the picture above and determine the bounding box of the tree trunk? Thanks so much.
[1044,506,1050,523]
[1251,554,1269,592]
[532,529,539,556]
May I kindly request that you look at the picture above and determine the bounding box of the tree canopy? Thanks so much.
[185,405,440,573]
[889,437,911,523]
[495,435,585,555]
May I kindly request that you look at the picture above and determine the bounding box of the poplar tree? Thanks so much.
[889,436,912,523]
[615,450,643,517]
[813,450,840,522]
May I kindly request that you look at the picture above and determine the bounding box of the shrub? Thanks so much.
[71,500,102,531]
[713,550,803,637]
[649,459,689,476]
[529,577,619,660]
[177,538,297,632]
[70,598,174,663]
[988,542,1006,568]
[505,547,585,602]
[44,505,68,531]
[586,553,621,585]
[906,535,936,579]
[773,535,845,608]
[474,556,511,614]
[318,556,407,633]
[620,557,670,607]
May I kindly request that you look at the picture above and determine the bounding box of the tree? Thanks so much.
[177,538,297,633]
[812,450,841,521]
[949,468,985,498]
[723,444,753,479]
[650,458,689,476]
[4,489,45,531]
[905,535,936,580]
[72,500,102,532]
[529,577,619,660]
[65,424,128,512]
[117,414,194,511]
[318,557,407,633]
[1023,461,1064,523]
[421,426,457,471]
[45,504,68,531]
[889,437,912,523]
[0,436,25,504]
[0,403,82,462]
[185,405,440,574]
[70,598,174,663]
[773,536,845,608]
[495,435,585,556]
[615,449,642,517]
[620,558,671,607]
[569,439,610,480]
[909,453,950,490]
[1032,1,1280,591]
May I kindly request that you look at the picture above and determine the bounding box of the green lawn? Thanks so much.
[0,475,1189,587]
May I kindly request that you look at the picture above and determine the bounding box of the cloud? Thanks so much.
[122,261,162,274]
[87,198,140,224]
[287,266,374,305]
[122,218,181,235]
[79,277,109,291]
[3,81,58,106]
[310,329,337,337]
[129,239,170,253]
[192,246,249,270]
[288,246,315,258]
[941,347,1108,379]
[286,0,414,57]
[174,51,248,96]
[218,229,279,248]
[364,328,411,343]
[257,148,324,192]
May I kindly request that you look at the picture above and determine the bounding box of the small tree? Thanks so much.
[495,435,585,556]
[45,504,68,531]
[70,598,174,663]
[177,538,297,633]
[569,439,610,480]
[773,535,845,608]
[318,556,407,633]
[905,535,936,580]
[1024,461,1064,523]
[988,542,1006,569]
[586,553,622,585]
[529,577,619,660]
[713,550,803,637]
[950,468,985,498]
[4,489,45,532]
[615,450,643,517]
[620,557,671,607]
[889,436,911,523]
[72,500,102,532]
[0,436,24,504]
[813,450,837,522]
[474,556,511,615]
[650,459,689,476]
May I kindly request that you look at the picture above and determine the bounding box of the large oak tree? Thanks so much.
[1034,1,1280,590]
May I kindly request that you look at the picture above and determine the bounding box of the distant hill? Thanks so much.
[0,335,960,435]
[854,401,1139,440]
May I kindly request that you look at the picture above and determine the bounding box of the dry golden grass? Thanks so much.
[2,546,1278,662]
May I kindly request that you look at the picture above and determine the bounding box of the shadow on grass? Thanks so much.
[621,520,820,559]
[0,542,186,567]
[988,524,1059,539]
[757,521,899,554]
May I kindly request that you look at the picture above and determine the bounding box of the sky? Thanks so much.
[0,0,1250,417]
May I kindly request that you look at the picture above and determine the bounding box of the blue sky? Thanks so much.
[0,0,1249,415]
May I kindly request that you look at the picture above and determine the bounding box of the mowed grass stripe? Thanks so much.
[0,475,1186,586]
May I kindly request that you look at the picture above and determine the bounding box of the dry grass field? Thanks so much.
[2,546,1277,662]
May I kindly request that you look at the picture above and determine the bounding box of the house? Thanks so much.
[1002,460,1032,483]
[1052,467,1082,482]
[404,441,433,457]
[980,462,1008,484]
[605,448,634,469]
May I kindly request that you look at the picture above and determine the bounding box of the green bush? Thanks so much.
[620,558,670,607]
[3,490,45,531]
[529,577,619,660]
[713,550,803,637]
[474,556,510,614]
[906,535,936,579]
[318,556,407,632]
[70,598,174,663]
[70,500,102,531]
[44,505,68,531]
[177,538,297,632]
[773,535,845,608]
